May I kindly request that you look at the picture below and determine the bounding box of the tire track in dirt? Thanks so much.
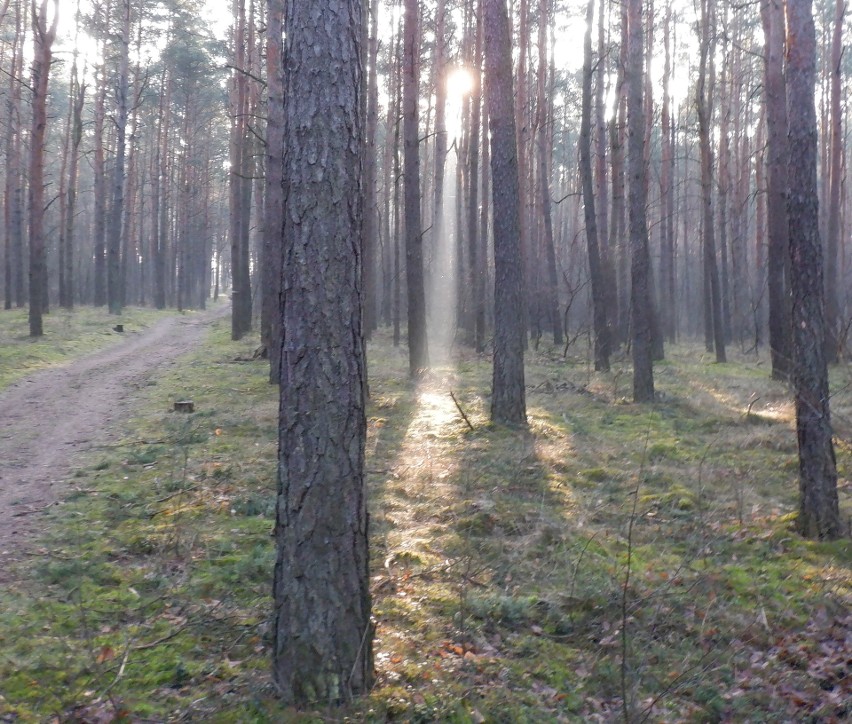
[0,305,228,582]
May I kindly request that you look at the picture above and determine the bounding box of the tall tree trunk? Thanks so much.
[536,0,561,346]
[107,0,130,315]
[92,3,109,308]
[659,1,676,342]
[230,0,252,339]
[627,0,654,401]
[824,0,843,362]
[786,0,843,539]
[431,0,447,274]
[484,0,526,425]
[4,0,24,310]
[761,0,792,380]
[403,0,428,374]
[697,0,726,362]
[61,52,85,309]
[363,0,380,337]
[263,0,284,381]
[611,2,629,345]
[468,0,485,352]
[580,0,610,371]
[515,0,531,342]
[273,0,374,704]
[28,0,58,337]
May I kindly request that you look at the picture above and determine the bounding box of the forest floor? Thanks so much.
[0,315,849,722]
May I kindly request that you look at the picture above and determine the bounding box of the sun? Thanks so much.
[446,66,476,99]
[444,66,476,143]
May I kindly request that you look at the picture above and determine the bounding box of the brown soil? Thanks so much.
[0,306,227,582]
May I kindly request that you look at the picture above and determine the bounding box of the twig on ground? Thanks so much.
[449,391,475,431]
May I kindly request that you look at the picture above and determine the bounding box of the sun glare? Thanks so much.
[446,66,475,100]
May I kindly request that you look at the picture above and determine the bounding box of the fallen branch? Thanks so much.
[449,391,475,431]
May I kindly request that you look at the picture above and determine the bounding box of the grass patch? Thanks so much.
[0,330,849,721]
[0,306,172,392]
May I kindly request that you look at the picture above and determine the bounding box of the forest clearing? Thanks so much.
[0,308,848,721]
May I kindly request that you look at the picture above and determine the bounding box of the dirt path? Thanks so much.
[0,305,228,581]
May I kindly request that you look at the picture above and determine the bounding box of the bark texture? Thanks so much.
[785,0,843,539]
[403,0,428,374]
[484,0,526,425]
[626,0,654,401]
[28,0,58,337]
[580,0,610,372]
[273,0,374,705]
[761,0,792,381]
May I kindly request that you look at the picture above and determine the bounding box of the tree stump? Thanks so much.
[174,400,195,413]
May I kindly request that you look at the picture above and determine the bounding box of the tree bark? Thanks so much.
[28,0,58,337]
[484,0,526,425]
[761,0,792,380]
[403,0,429,374]
[273,0,374,705]
[107,0,131,315]
[627,0,654,401]
[785,0,843,539]
[263,0,284,381]
[468,0,485,353]
[823,0,843,363]
[580,0,610,371]
[696,0,726,363]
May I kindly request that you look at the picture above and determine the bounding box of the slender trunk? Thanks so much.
[580,0,610,371]
[627,0,654,401]
[263,0,284,380]
[697,0,726,362]
[28,0,58,336]
[403,0,429,373]
[107,0,130,315]
[824,0,843,362]
[468,0,485,352]
[762,0,792,380]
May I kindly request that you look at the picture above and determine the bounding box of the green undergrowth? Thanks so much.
[0,306,173,392]
[0,328,849,722]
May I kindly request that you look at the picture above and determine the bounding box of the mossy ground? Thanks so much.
[0,324,849,722]
[0,306,173,392]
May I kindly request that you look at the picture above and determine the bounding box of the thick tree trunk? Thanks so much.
[403,0,429,374]
[627,0,654,402]
[484,0,526,425]
[273,0,373,704]
[785,0,843,539]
